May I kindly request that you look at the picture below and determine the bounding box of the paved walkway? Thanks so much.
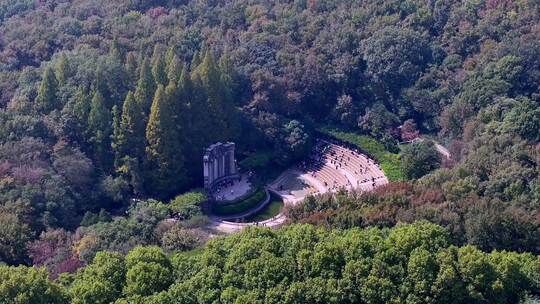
[415,137,452,159]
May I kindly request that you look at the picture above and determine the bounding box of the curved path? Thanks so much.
[207,188,288,233]
[414,137,451,160]
[210,188,270,221]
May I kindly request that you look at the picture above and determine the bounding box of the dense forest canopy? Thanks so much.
[4,222,540,304]
[0,0,539,302]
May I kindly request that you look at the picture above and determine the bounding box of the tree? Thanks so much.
[55,53,70,86]
[145,85,186,197]
[400,119,420,142]
[161,225,201,252]
[70,252,126,304]
[403,248,438,304]
[500,99,540,141]
[362,26,431,92]
[358,103,399,137]
[401,140,441,179]
[0,265,68,304]
[134,58,156,119]
[36,66,59,112]
[151,46,167,87]
[0,211,33,264]
[68,86,91,142]
[113,91,146,172]
[194,50,239,142]
[87,91,112,168]
[281,120,311,164]
[332,94,358,128]
[167,55,183,85]
[124,246,173,297]
[109,38,123,64]
[125,52,138,85]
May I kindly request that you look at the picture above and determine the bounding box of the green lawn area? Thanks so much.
[319,127,405,181]
[244,194,284,222]
[212,189,267,216]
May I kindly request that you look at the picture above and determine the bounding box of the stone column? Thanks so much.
[228,151,234,175]
[213,158,218,183]
[205,160,210,187]
[221,153,227,176]
[208,158,213,186]
[217,156,221,178]
[229,150,236,174]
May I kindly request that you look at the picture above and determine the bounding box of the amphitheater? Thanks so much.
[269,139,388,204]
[210,139,388,232]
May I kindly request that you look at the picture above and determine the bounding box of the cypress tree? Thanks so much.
[73,86,91,132]
[109,37,123,63]
[217,52,241,136]
[134,58,156,119]
[165,46,176,68]
[219,51,238,97]
[106,43,129,106]
[36,67,59,112]
[151,46,167,86]
[167,55,183,85]
[125,52,138,85]
[178,66,204,180]
[55,53,70,86]
[111,95,146,194]
[191,51,201,68]
[194,50,235,141]
[61,85,89,143]
[93,63,110,105]
[88,91,112,169]
[189,72,212,141]
[111,105,121,165]
[178,66,193,103]
[145,85,186,197]
[113,91,146,162]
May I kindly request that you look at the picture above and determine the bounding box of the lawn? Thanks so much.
[244,194,284,222]
[318,127,405,181]
[211,189,267,216]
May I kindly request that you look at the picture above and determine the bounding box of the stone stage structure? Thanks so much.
[203,142,238,191]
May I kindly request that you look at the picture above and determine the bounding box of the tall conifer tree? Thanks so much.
[112,92,146,194]
[109,38,123,63]
[36,67,59,112]
[145,85,185,197]
[134,58,156,119]
[167,55,183,85]
[114,91,146,161]
[195,50,240,141]
[191,51,201,68]
[88,91,112,169]
[55,53,70,86]
[151,46,167,86]
[125,52,138,86]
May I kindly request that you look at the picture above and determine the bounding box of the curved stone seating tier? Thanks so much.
[324,144,385,181]
[270,140,388,203]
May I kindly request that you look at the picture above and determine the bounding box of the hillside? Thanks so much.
[0,0,539,303]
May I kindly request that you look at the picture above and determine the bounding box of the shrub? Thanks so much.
[168,191,206,220]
